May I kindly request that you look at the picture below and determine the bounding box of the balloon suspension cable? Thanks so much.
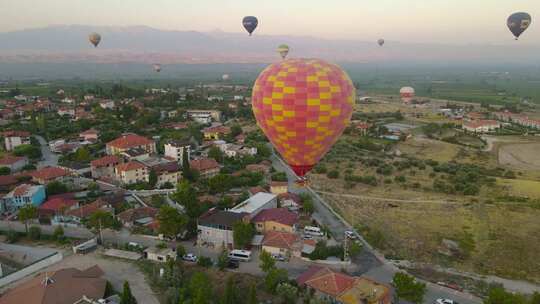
[295,176,309,187]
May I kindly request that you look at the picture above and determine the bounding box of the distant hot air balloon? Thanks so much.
[88,33,101,47]
[222,74,230,81]
[400,86,415,103]
[153,64,162,73]
[377,39,385,46]
[507,12,532,40]
[242,16,258,36]
[252,59,355,178]
[277,44,290,59]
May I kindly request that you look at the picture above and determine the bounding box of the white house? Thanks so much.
[197,209,248,249]
[144,247,176,262]
[229,192,278,220]
[164,140,191,164]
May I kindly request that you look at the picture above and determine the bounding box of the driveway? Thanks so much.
[35,135,58,168]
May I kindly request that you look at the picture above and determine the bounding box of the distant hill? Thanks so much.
[1,25,539,65]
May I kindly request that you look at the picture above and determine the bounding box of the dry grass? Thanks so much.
[397,137,460,163]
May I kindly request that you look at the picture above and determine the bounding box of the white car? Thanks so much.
[344,231,357,239]
[436,299,458,304]
[182,253,198,262]
[271,254,287,262]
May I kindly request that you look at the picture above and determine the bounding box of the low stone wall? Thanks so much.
[0,251,62,287]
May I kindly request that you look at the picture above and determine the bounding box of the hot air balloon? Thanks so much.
[507,12,532,40]
[400,86,415,103]
[222,74,230,81]
[252,58,355,178]
[153,64,162,73]
[377,39,385,46]
[88,33,101,47]
[242,16,258,36]
[277,44,290,59]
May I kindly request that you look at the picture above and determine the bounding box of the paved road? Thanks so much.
[35,135,58,168]
[270,154,482,304]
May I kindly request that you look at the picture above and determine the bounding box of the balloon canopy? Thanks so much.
[222,74,230,81]
[377,39,385,46]
[400,86,415,103]
[242,16,259,36]
[252,59,355,177]
[507,12,532,40]
[88,33,101,47]
[153,64,162,72]
[277,44,290,59]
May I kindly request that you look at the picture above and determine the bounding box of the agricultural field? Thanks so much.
[498,142,540,171]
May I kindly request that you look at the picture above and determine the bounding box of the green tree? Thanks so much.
[392,273,426,304]
[230,124,242,137]
[0,167,11,175]
[6,230,18,243]
[208,174,232,195]
[232,221,255,249]
[271,172,287,182]
[247,283,258,304]
[276,283,298,304]
[74,147,91,162]
[87,210,119,230]
[13,144,42,159]
[104,281,115,297]
[302,195,315,215]
[217,246,228,270]
[46,181,68,196]
[157,205,188,239]
[221,277,238,304]
[182,148,195,181]
[529,292,540,304]
[264,268,288,293]
[18,204,37,234]
[483,286,526,304]
[259,249,275,273]
[28,226,41,240]
[254,143,271,157]
[120,281,137,304]
[349,241,362,258]
[53,225,65,241]
[208,146,224,163]
[176,244,186,259]
[148,170,157,188]
[189,272,212,304]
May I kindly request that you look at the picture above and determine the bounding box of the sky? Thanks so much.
[0,0,538,44]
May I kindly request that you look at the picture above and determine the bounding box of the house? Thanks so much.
[144,247,176,262]
[186,109,221,123]
[0,155,28,172]
[355,122,371,136]
[203,125,231,140]
[57,107,75,117]
[79,129,99,142]
[297,267,392,304]
[99,100,115,109]
[91,155,123,179]
[229,192,278,219]
[121,147,150,161]
[0,174,23,192]
[190,158,220,179]
[270,181,288,195]
[30,167,71,185]
[248,186,267,196]
[262,231,300,257]
[3,130,31,151]
[106,134,156,155]
[65,198,114,222]
[245,164,271,174]
[164,140,191,164]
[163,122,189,130]
[278,192,302,211]
[117,206,158,228]
[151,162,181,188]
[38,197,78,218]
[0,265,107,304]
[252,208,298,233]
[115,161,149,185]
[463,120,500,133]
[197,208,248,249]
[0,184,46,212]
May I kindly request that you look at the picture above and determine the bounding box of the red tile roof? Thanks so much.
[152,162,179,174]
[262,231,298,250]
[0,155,26,165]
[80,129,99,136]
[0,175,19,186]
[106,134,154,149]
[117,207,157,223]
[190,158,219,172]
[270,181,288,187]
[66,198,110,218]
[278,192,302,204]
[252,208,298,226]
[2,130,31,137]
[297,266,356,297]
[91,155,121,168]
[13,184,32,196]
[249,186,266,195]
[116,161,146,172]
[39,197,77,213]
[30,167,70,181]
[203,125,231,134]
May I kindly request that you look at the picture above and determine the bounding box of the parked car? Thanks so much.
[302,234,313,240]
[271,254,287,262]
[182,253,198,262]
[344,231,357,239]
[436,299,458,304]
[226,259,239,269]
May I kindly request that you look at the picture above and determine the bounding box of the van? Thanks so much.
[304,226,324,236]
[228,249,252,262]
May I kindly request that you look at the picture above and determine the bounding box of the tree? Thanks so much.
[247,283,258,304]
[264,268,288,293]
[157,205,188,239]
[13,144,42,159]
[208,146,224,163]
[176,244,186,259]
[217,246,228,270]
[148,170,157,188]
[259,249,275,273]
[171,180,200,233]
[483,286,526,304]
[120,281,137,304]
[0,167,11,175]
[221,277,239,304]
[189,272,212,304]
[28,226,41,240]
[208,174,232,195]
[230,124,242,137]
[53,225,65,241]
[87,210,120,235]
[74,147,91,162]
[530,292,540,304]
[302,196,315,215]
[392,273,426,304]
[46,181,68,196]
[271,172,287,182]
[232,221,255,249]
[104,281,115,297]
[182,148,195,181]
[18,204,37,234]
[276,283,298,304]
[349,241,362,258]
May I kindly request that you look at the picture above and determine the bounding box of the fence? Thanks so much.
[0,251,63,287]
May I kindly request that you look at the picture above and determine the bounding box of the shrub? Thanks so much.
[197,256,213,268]
[28,226,41,240]
[327,170,339,179]
[53,225,65,241]
[6,230,19,243]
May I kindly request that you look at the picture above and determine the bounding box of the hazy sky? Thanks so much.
[1,0,538,44]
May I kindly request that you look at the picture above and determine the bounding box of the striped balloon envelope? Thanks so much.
[252,58,355,177]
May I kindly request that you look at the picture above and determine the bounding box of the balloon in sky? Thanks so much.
[252,59,355,177]
[88,33,101,47]
[377,39,385,46]
[153,64,162,72]
[400,86,415,103]
[242,16,258,36]
[277,44,290,59]
[507,12,531,40]
[222,74,230,81]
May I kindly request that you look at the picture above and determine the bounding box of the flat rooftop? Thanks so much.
[230,192,276,214]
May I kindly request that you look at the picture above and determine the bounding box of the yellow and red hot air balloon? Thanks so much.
[252,58,355,178]
[400,86,415,103]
